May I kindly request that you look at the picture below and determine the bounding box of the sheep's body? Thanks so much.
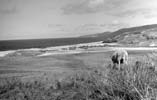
[111,49,128,70]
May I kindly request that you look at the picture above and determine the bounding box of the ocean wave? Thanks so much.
[0,41,105,57]
[0,50,16,57]
[37,50,83,57]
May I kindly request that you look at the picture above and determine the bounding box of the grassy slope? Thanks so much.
[80,24,157,46]
[106,24,157,46]
[0,50,157,100]
[0,50,155,77]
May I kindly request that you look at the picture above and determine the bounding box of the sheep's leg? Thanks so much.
[125,57,128,65]
[118,60,120,70]
[125,61,128,65]
[113,63,116,69]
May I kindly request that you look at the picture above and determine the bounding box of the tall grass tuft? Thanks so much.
[107,60,157,100]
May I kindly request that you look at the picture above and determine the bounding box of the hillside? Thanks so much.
[110,24,157,46]
[81,24,157,46]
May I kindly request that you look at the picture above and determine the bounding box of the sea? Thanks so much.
[0,37,101,51]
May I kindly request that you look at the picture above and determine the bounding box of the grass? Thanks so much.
[0,60,157,100]
[0,50,157,100]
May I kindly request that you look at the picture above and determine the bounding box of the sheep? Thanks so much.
[111,49,128,70]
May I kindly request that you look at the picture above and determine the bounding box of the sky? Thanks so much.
[0,0,157,40]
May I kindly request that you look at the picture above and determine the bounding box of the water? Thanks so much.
[0,37,101,51]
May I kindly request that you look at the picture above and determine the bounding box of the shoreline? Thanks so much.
[1,41,157,57]
[1,46,157,57]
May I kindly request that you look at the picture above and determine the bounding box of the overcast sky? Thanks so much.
[0,0,157,40]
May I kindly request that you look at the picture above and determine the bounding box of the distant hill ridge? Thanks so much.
[81,24,157,46]
[81,24,157,38]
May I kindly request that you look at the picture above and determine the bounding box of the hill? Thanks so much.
[81,24,157,46]
[109,24,157,46]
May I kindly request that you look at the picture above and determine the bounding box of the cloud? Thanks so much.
[62,0,104,14]
[47,24,65,28]
[0,0,18,14]
[47,24,68,32]
[111,8,157,18]
[61,0,157,24]
[107,0,157,19]
[74,22,129,33]
[88,0,104,8]
[48,23,105,33]
[47,24,73,33]
[142,8,157,18]
[0,6,17,14]
[62,0,99,14]
[100,21,130,31]
[75,24,100,31]
[62,0,129,14]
